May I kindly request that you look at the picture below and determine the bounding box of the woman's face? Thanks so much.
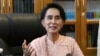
[41,8,64,34]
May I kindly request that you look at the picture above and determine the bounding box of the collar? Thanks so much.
[45,35,69,46]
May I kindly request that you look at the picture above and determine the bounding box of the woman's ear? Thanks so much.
[41,19,45,27]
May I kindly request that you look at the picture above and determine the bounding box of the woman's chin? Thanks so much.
[49,31,58,34]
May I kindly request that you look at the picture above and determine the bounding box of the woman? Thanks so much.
[22,3,84,56]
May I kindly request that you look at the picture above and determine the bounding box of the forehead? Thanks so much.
[45,8,60,16]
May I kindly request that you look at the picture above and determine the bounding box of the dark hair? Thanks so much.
[40,3,66,22]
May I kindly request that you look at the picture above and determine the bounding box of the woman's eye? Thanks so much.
[55,16,60,20]
[46,15,61,20]
[47,16,52,20]
[55,17,60,19]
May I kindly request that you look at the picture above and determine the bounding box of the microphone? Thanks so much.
[0,48,3,53]
[66,53,72,56]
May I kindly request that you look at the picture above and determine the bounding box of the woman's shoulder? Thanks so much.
[61,35,76,44]
[31,35,46,43]
[65,36,75,41]
[29,35,46,51]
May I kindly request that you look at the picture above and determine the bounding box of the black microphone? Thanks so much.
[66,53,72,56]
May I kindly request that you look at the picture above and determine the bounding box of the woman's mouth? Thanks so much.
[49,26,57,30]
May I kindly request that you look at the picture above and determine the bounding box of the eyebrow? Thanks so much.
[47,15,60,17]
[55,15,61,17]
[47,15,52,17]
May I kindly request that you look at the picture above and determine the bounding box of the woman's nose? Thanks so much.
[51,18,56,23]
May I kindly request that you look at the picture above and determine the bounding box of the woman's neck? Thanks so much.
[47,33,59,43]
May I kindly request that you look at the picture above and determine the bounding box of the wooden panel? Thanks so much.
[87,19,99,24]
[40,0,51,13]
[75,0,82,48]
[81,0,97,56]
[43,0,53,10]
[85,54,97,56]
[34,0,43,14]
[7,0,13,13]
[81,0,87,55]
[65,20,76,25]
[34,0,53,14]
[1,0,7,14]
